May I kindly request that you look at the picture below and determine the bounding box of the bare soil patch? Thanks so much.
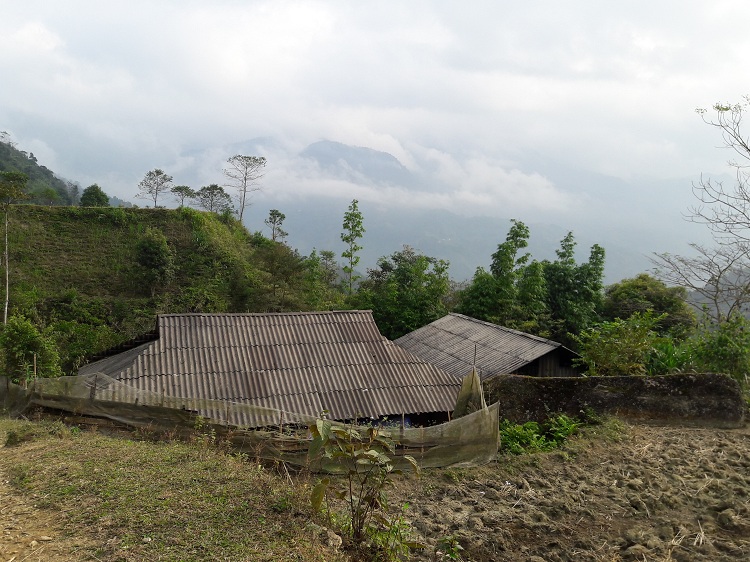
[395,421,750,561]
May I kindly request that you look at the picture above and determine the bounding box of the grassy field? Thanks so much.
[0,416,347,562]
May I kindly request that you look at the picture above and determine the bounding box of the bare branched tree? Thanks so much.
[223,155,266,222]
[652,243,750,324]
[652,98,750,324]
[690,98,750,241]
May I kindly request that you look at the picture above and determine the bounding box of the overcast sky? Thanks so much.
[2,1,749,261]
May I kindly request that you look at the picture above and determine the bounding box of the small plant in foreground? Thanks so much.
[308,419,423,560]
[434,534,464,560]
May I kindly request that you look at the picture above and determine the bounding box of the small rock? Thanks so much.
[38,536,53,542]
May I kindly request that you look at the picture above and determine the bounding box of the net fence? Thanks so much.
[1,373,499,471]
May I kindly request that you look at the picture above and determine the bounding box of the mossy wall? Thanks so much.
[485,373,746,428]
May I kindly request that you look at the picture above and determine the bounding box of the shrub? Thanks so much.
[0,315,62,383]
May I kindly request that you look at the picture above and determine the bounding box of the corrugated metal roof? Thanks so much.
[79,311,459,424]
[394,313,568,380]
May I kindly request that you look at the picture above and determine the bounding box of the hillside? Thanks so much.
[0,135,77,205]
[4,204,324,373]
[1,416,748,561]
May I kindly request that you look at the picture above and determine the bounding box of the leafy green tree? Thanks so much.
[457,220,549,333]
[573,311,665,377]
[223,155,266,222]
[542,232,605,347]
[355,245,450,339]
[194,184,233,214]
[39,187,60,206]
[135,227,175,296]
[0,314,62,383]
[79,184,110,207]
[341,199,365,295]
[251,241,307,312]
[602,273,695,339]
[137,169,173,207]
[302,249,345,311]
[264,209,288,242]
[0,171,29,324]
[170,185,196,207]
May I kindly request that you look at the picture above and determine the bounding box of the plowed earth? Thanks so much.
[396,422,750,561]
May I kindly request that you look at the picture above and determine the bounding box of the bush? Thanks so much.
[499,414,581,455]
[0,315,62,383]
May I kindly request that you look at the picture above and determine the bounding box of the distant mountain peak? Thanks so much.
[300,140,413,187]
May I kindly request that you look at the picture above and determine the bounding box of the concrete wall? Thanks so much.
[485,373,746,428]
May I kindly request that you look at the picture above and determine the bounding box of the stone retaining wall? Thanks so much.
[484,373,746,428]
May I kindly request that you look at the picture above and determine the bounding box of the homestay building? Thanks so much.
[395,313,580,381]
[77,311,461,426]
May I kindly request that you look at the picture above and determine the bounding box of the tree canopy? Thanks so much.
[354,245,450,340]
[79,184,110,207]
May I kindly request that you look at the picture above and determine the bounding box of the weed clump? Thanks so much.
[499,413,581,455]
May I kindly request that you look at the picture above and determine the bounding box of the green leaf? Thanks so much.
[310,478,329,512]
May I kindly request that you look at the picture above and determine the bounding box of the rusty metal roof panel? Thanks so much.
[395,313,567,380]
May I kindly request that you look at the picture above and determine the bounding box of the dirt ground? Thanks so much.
[1,420,749,561]
[0,477,97,562]
[394,422,750,561]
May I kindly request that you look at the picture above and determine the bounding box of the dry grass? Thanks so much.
[0,416,347,562]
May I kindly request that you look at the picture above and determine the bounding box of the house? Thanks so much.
[394,313,581,381]
[78,311,460,426]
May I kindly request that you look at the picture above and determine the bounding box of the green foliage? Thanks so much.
[435,535,465,561]
[602,273,695,339]
[79,184,110,207]
[135,227,175,296]
[194,184,233,214]
[354,245,450,339]
[573,311,666,376]
[458,222,604,344]
[0,314,62,383]
[0,137,75,205]
[308,420,421,560]
[265,209,288,242]
[542,233,605,347]
[170,185,196,207]
[341,199,365,295]
[303,249,345,310]
[685,315,750,386]
[499,414,581,455]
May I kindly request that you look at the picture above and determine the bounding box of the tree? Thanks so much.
[171,185,196,207]
[135,228,175,296]
[542,232,606,346]
[355,245,450,340]
[79,184,110,207]
[194,184,233,214]
[0,171,29,324]
[690,98,750,241]
[652,243,750,324]
[264,209,288,242]
[341,199,365,295]
[137,169,173,207]
[302,249,345,311]
[223,155,266,222]
[457,220,549,334]
[602,273,695,338]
